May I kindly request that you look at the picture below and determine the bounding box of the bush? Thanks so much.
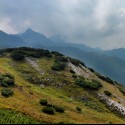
[3,77,15,86]
[55,56,68,62]
[42,106,55,115]
[95,73,114,85]
[76,107,82,112]
[69,58,85,66]
[88,68,95,72]
[51,51,63,57]
[39,99,48,106]
[53,105,65,113]
[47,104,53,107]
[0,73,15,87]
[3,73,15,80]
[51,61,65,71]
[1,88,14,98]
[104,90,112,96]
[72,75,77,78]
[70,69,75,74]
[75,77,102,90]
[1,82,9,87]
[119,87,125,96]
[11,50,25,60]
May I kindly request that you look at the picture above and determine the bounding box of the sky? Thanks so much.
[0,0,125,50]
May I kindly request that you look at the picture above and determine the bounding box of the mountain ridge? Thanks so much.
[1,29,125,84]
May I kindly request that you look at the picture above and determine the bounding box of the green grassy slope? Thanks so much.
[0,48,125,124]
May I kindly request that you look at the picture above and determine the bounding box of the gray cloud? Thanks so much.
[0,0,125,49]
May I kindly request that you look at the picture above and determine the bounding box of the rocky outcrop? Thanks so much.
[67,62,93,78]
[98,94,125,116]
[25,57,44,75]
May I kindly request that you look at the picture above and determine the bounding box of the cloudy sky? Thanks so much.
[0,0,125,50]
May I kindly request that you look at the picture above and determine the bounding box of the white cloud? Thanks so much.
[1,0,125,49]
[0,17,17,33]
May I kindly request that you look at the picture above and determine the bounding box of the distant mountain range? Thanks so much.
[0,30,25,48]
[1,28,125,84]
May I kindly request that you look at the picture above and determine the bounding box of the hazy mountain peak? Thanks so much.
[25,28,34,32]
[24,28,39,34]
[0,30,8,35]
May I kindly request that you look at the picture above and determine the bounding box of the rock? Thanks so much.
[98,94,125,116]
[40,84,45,88]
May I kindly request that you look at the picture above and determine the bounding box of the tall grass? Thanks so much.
[0,108,41,124]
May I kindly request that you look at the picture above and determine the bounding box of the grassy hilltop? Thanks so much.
[0,47,125,124]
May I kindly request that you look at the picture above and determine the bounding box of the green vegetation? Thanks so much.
[72,75,77,78]
[1,88,14,98]
[42,106,55,115]
[11,50,25,60]
[118,87,125,96]
[0,47,124,124]
[10,47,52,59]
[104,90,112,96]
[40,99,48,106]
[0,108,40,124]
[69,58,85,66]
[40,99,65,113]
[84,101,105,112]
[75,77,102,90]
[70,69,75,74]
[0,73,15,87]
[95,73,115,85]
[51,61,66,71]
[53,105,65,113]
[88,68,95,73]
[76,107,82,112]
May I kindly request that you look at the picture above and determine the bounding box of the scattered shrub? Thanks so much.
[51,51,63,57]
[72,75,77,78]
[53,105,65,113]
[54,55,68,62]
[88,68,95,72]
[1,82,9,87]
[1,88,14,98]
[70,69,75,74]
[47,104,53,107]
[75,77,102,90]
[76,107,82,112]
[51,61,65,71]
[119,87,125,96]
[11,50,25,60]
[69,58,85,66]
[39,99,48,106]
[3,73,15,80]
[95,73,115,85]
[104,90,112,96]
[0,73,15,87]
[42,106,55,115]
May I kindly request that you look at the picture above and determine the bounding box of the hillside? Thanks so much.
[47,45,125,84]
[0,47,125,124]
[19,29,125,84]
